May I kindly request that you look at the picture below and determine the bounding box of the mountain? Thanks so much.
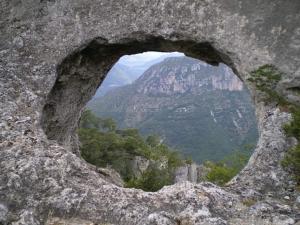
[88,56,258,163]
[93,63,136,98]
[94,52,184,97]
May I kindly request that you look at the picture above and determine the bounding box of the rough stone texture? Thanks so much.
[131,156,150,178]
[0,0,300,224]
[174,164,210,184]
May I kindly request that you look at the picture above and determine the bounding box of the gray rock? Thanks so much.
[174,163,210,183]
[0,0,299,224]
[131,156,150,178]
[0,204,8,223]
[96,167,124,187]
[296,196,300,204]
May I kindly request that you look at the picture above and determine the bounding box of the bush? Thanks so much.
[282,106,300,184]
[281,145,300,183]
[249,65,300,184]
[78,109,184,187]
[204,149,250,186]
[284,106,300,140]
[205,162,237,186]
[247,64,288,106]
[125,165,173,192]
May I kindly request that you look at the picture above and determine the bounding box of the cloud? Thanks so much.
[118,51,185,67]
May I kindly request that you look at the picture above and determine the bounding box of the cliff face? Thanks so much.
[211,66,243,91]
[134,57,243,95]
[89,57,258,163]
[1,0,300,224]
[94,52,184,97]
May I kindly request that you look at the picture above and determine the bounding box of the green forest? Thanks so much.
[78,109,184,191]
[78,110,252,191]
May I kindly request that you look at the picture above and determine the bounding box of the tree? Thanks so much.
[126,165,172,192]
[79,109,101,129]
[204,149,250,186]
[101,118,116,132]
[146,135,161,147]
[78,110,185,187]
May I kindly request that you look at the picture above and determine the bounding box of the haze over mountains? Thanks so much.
[89,56,258,163]
[94,52,184,97]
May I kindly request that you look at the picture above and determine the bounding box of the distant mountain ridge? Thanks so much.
[94,52,184,97]
[88,56,258,163]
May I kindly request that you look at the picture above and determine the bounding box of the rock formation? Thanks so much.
[174,163,209,184]
[0,0,299,224]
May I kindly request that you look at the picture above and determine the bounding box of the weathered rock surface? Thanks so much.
[0,0,300,224]
[174,163,210,184]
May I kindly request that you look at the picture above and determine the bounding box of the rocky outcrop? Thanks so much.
[175,164,210,183]
[96,167,124,187]
[211,66,243,91]
[131,156,150,178]
[1,0,300,224]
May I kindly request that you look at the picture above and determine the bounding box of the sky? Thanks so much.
[118,51,184,67]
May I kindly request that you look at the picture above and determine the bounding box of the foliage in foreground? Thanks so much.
[282,145,300,184]
[204,147,252,186]
[282,106,300,184]
[247,64,288,106]
[125,165,173,192]
[248,64,300,184]
[78,109,183,191]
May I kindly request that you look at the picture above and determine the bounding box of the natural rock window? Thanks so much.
[41,38,238,153]
[42,41,259,191]
[84,52,259,190]
[3,1,299,224]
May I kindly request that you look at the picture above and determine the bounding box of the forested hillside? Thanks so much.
[89,57,258,163]
[78,110,184,191]
[78,110,251,190]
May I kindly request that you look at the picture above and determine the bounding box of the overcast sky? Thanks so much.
[118,51,184,67]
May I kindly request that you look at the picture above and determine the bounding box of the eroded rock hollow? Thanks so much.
[0,0,299,224]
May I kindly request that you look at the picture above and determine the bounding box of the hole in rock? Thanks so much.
[41,37,258,191]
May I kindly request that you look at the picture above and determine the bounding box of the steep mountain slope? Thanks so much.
[94,52,184,97]
[88,57,258,163]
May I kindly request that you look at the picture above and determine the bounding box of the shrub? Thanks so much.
[281,145,300,183]
[282,106,300,184]
[125,165,173,192]
[247,64,289,106]
[78,109,184,187]
[283,106,300,140]
[204,149,251,186]
[242,198,257,207]
[248,65,300,184]
[205,162,237,186]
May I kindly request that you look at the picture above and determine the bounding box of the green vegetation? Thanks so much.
[79,110,255,188]
[282,106,300,184]
[282,145,300,183]
[283,106,300,140]
[88,60,258,164]
[249,64,300,185]
[204,148,251,186]
[78,109,183,191]
[242,198,257,207]
[126,165,173,192]
[247,64,288,106]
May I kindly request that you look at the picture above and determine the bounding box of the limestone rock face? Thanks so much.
[0,0,300,224]
[174,164,210,183]
[131,156,150,178]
